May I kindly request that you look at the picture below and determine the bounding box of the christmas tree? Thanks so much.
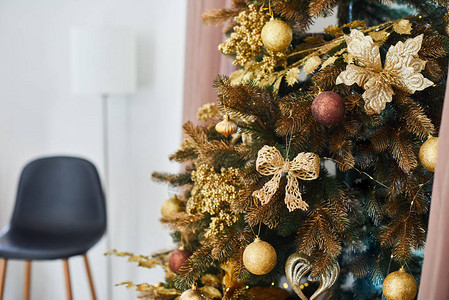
[111,1,449,299]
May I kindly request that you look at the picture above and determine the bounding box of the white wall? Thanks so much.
[0,1,187,299]
[0,1,337,298]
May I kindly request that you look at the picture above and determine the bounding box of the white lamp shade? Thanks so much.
[70,27,136,95]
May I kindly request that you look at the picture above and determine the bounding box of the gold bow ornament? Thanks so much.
[252,146,320,211]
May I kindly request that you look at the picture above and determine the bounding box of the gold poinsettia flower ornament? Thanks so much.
[336,29,434,114]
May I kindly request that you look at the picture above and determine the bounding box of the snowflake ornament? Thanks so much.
[336,29,433,114]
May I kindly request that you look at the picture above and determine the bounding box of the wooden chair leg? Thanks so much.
[63,259,73,300]
[83,254,97,300]
[0,259,7,300]
[24,260,31,300]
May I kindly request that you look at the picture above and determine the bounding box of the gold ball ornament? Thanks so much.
[215,114,238,137]
[382,267,417,300]
[261,19,293,52]
[243,238,277,275]
[179,289,206,300]
[160,196,182,218]
[419,136,438,172]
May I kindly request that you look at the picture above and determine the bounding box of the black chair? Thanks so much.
[0,157,106,300]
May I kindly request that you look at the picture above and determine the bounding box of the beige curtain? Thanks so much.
[182,0,234,124]
[418,74,449,299]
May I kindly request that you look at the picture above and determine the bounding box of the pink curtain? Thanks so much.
[418,74,449,299]
[182,0,234,124]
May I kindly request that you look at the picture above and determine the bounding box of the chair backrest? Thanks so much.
[10,157,106,237]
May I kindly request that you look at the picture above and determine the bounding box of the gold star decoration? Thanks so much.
[336,29,434,114]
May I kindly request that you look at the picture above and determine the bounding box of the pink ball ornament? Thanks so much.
[311,91,345,125]
[168,249,192,273]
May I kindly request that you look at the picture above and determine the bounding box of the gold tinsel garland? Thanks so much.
[187,165,241,238]
[196,103,221,122]
[218,4,269,66]
[218,4,287,80]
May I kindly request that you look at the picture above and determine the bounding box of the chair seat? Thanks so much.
[0,228,103,260]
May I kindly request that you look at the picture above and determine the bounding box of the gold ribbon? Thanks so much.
[252,145,320,211]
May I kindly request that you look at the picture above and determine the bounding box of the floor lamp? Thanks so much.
[70,27,136,300]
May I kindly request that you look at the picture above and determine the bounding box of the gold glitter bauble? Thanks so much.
[419,137,438,172]
[160,196,182,218]
[382,267,417,300]
[243,238,277,275]
[179,289,206,300]
[261,19,292,52]
[215,114,238,137]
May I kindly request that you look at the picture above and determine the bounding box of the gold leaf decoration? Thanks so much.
[304,56,322,74]
[393,19,413,35]
[321,56,338,69]
[137,282,181,299]
[285,67,300,86]
[324,20,366,37]
[199,286,222,299]
[369,30,389,42]
[118,281,180,295]
[336,29,434,114]
[324,24,343,36]
[105,249,161,269]
[200,274,221,286]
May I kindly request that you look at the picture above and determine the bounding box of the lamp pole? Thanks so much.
[102,94,112,300]
[70,27,136,300]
